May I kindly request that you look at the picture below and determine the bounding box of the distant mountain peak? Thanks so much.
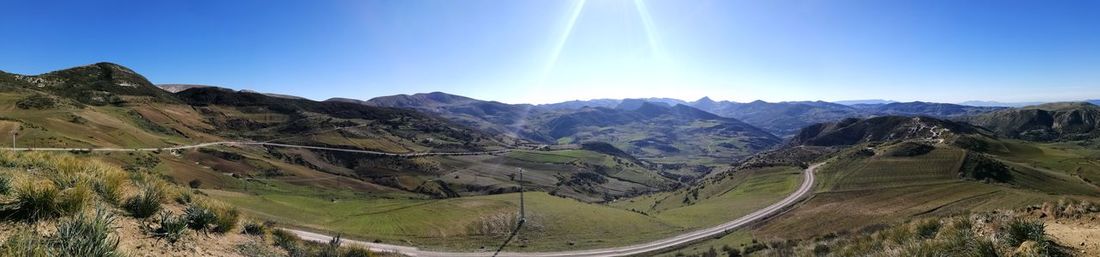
[4,62,177,105]
[833,99,896,105]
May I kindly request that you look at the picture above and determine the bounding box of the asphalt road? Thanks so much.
[2,141,818,256]
[287,162,822,257]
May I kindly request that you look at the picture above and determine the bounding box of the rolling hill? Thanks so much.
[684,98,1002,137]
[964,102,1100,141]
[363,92,782,164]
[1,62,179,106]
[743,115,1100,244]
[0,63,680,203]
[788,116,989,146]
[359,92,541,140]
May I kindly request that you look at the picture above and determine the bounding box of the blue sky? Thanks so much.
[2,0,1099,104]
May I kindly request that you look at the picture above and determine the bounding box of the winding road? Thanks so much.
[288,163,822,257]
[2,141,820,256]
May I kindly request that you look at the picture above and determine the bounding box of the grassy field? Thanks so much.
[205,165,802,251]
[989,140,1100,188]
[207,182,681,251]
[753,142,1100,240]
[610,167,802,229]
[436,149,676,202]
[0,92,204,148]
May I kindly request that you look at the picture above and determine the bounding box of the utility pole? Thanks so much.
[493,168,528,257]
[518,168,526,223]
[10,131,15,148]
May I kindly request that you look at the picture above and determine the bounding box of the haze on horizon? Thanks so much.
[2,0,1100,104]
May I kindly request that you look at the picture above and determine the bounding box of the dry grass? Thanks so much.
[0,150,367,256]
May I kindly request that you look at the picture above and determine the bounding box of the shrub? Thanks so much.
[912,219,941,239]
[9,180,63,221]
[0,150,17,167]
[320,234,342,257]
[188,179,202,189]
[57,185,91,216]
[1001,218,1045,247]
[15,94,56,110]
[812,244,830,256]
[53,207,122,257]
[92,168,128,205]
[152,211,188,244]
[184,204,217,232]
[14,151,50,169]
[965,239,999,257]
[2,230,49,257]
[123,186,163,219]
[174,190,193,204]
[48,155,88,189]
[272,228,305,257]
[211,205,240,234]
[343,246,375,257]
[242,221,267,236]
[236,241,282,257]
[0,175,11,195]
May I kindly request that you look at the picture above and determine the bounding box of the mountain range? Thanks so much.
[362,92,781,163]
[4,62,1100,256]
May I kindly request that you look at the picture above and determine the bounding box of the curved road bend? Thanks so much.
[1,141,510,157]
[288,163,823,257]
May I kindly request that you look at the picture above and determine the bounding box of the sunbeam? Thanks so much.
[537,0,588,85]
[633,0,662,60]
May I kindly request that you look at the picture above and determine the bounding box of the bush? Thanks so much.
[152,212,188,244]
[242,221,267,236]
[174,190,193,204]
[188,179,202,189]
[212,206,240,234]
[912,219,941,239]
[92,168,128,205]
[53,207,122,257]
[48,155,88,189]
[966,239,998,257]
[15,94,56,110]
[236,241,282,257]
[184,204,217,232]
[320,234,342,257]
[9,180,64,221]
[343,246,375,257]
[2,230,49,257]
[1001,218,1045,247]
[123,186,163,219]
[57,185,91,216]
[812,244,830,256]
[272,228,305,257]
[0,175,11,195]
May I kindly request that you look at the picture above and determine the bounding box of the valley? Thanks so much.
[2,63,1100,257]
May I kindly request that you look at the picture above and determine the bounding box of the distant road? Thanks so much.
[0,141,510,157]
[287,163,822,257]
[3,141,819,256]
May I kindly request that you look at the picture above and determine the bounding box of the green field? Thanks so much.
[754,142,1100,240]
[988,140,1100,189]
[207,166,803,251]
[611,167,802,228]
[436,149,675,202]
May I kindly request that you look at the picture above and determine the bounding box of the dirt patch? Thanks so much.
[1045,216,1100,256]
